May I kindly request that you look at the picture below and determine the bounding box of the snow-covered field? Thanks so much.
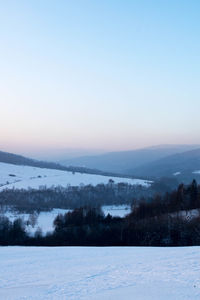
[0,162,151,190]
[4,209,70,235]
[0,246,199,300]
[102,204,131,217]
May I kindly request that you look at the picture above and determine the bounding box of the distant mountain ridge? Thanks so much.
[1,145,200,183]
[60,145,200,174]
[128,148,200,180]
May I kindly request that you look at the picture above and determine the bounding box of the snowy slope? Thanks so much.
[0,162,151,190]
[0,246,199,300]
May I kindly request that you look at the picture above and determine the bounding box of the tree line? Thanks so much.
[0,182,149,213]
[0,180,200,246]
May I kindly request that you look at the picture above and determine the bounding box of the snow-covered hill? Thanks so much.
[0,246,199,299]
[129,148,200,180]
[0,162,151,190]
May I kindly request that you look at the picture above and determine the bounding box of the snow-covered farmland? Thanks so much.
[0,162,151,190]
[0,246,199,300]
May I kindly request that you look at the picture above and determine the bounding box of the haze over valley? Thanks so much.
[0,1,200,299]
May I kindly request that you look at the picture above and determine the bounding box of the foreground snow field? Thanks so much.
[0,162,151,190]
[0,247,200,300]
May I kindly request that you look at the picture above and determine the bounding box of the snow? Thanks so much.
[0,162,151,190]
[0,246,200,299]
[34,209,70,233]
[4,209,70,235]
[193,171,200,174]
[173,172,181,176]
[102,205,131,217]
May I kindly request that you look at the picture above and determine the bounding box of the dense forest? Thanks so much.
[0,180,200,246]
[0,177,177,213]
[0,182,151,213]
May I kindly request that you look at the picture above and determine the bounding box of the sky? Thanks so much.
[0,0,199,157]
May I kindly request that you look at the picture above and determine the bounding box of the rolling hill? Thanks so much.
[128,148,200,182]
[0,162,151,190]
[60,145,200,174]
[0,150,129,177]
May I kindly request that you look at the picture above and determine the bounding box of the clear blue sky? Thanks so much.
[0,0,199,155]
